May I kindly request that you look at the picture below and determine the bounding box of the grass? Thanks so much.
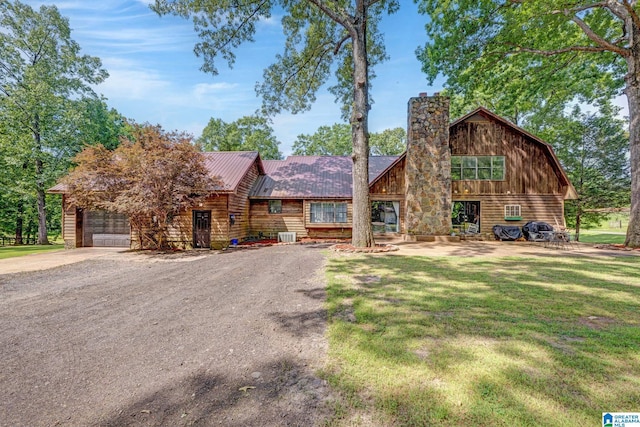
[576,231,626,245]
[571,212,629,245]
[0,243,64,260]
[323,253,640,426]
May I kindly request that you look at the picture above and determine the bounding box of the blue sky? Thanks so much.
[30,0,443,156]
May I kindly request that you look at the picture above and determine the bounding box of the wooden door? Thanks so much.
[193,210,211,248]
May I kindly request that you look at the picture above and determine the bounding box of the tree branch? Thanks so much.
[306,0,354,34]
[620,0,640,29]
[569,13,630,56]
[333,34,350,55]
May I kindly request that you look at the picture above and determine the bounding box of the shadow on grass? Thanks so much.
[325,254,640,426]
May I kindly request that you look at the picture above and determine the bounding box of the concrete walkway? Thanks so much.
[0,247,125,275]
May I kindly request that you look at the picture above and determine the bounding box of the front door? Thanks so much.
[193,210,211,248]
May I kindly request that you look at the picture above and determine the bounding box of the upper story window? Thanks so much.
[310,202,348,223]
[268,200,282,214]
[451,156,505,180]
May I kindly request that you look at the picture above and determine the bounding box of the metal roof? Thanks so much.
[250,155,399,199]
[203,151,262,192]
[48,151,263,194]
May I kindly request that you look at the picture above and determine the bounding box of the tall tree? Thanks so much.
[292,123,352,155]
[63,125,218,250]
[533,104,630,240]
[418,0,640,247]
[152,0,398,247]
[0,1,108,244]
[370,127,405,155]
[293,123,405,155]
[197,115,282,160]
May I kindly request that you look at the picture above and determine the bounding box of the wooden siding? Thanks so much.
[370,157,405,195]
[61,194,79,248]
[454,194,565,233]
[450,120,564,196]
[132,194,230,249]
[228,163,260,241]
[249,199,307,238]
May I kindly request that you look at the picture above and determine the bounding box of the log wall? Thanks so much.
[249,199,307,238]
[454,194,565,233]
[229,163,261,242]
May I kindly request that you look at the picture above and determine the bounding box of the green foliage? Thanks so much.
[369,127,405,155]
[292,123,351,156]
[293,124,405,156]
[417,1,624,114]
[197,115,282,160]
[530,102,630,238]
[63,124,219,250]
[0,1,108,243]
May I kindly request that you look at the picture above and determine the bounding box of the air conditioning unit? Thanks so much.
[278,232,296,243]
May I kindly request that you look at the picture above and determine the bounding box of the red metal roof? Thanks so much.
[203,151,262,193]
[250,155,399,199]
[48,151,263,194]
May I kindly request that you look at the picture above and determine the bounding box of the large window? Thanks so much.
[451,156,505,180]
[310,202,348,223]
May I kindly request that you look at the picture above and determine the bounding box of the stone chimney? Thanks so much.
[404,93,452,237]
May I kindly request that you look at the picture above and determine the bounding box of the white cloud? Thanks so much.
[97,58,170,100]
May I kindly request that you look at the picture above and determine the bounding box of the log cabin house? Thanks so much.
[50,94,577,248]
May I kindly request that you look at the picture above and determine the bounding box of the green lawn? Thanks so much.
[323,253,640,426]
[0,244,64,260]
[576,231,626,245]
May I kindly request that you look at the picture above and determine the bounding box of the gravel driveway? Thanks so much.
[0,245,333,426]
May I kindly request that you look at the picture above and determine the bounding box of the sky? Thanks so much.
[28,0,443,156]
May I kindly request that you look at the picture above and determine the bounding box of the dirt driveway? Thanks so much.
[0,245,332,427]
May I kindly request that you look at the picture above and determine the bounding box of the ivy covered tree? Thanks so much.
[152,0,399,247]
[62,125,218,250]
[197,115,282,160]
[417,0,640,247]
[0,1,108,244]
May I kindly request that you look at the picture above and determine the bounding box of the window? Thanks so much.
[504,204,522,220]
[451,156,505,180]
[310,202,348,223]
[268,200,282,214]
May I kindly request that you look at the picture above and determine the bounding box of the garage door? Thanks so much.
[83,211,131,247]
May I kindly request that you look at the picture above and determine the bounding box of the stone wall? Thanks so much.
[404,94,452,236]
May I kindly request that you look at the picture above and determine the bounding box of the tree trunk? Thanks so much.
[33,114,50,245]
[625,41,640,247]
[349,6,374,248]
[14,200,24,245]
[574,203,582,242]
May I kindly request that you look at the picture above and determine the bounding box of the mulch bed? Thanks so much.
[330,243,399,253]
